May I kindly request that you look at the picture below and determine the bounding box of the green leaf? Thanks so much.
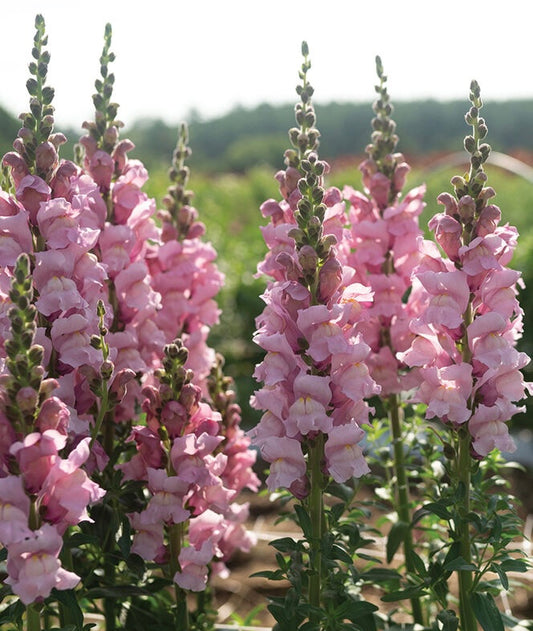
[471,592,505,631]
[84,585,148,599]
[491,563,509,590]
[360,567,402,583]
[422,501,453,521]
[386,520,409,563]
[499,558,529,573]
[64,532,99,547]
[117,514,132,558]
[381,584,426,602]
[144,576,173,593]
[250,569,285,580]
[294,504,312,539]
[126,552,146,577]
[443,556,477,572]
[406,550,427,578]
[328,481,355,502]
[52,589,84,630]
[270,536,299,553]
[341,600,379,621]
[330,543,354,565]
[0,599,25,625]
[329,501,346,523]
[436,609,459,631]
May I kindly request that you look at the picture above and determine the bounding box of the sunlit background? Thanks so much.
[3,0,532,129]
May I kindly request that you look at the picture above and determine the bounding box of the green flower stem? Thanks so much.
[102,448,117,631]
[169,522,189,631]
[455,295,478,630]
[103,411,115,458]
[457,428,478,631]
[388,393,425,626]
[58,541,79,628]
[89,385,110,451]
[26,603,41,631]
[308,433,325,622]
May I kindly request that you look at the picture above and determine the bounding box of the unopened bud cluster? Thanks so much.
[363,56,405,205]
[81,23,122,154]
[12,15,64,182]
[155,338,193,403]
[159,123,205,240]
[284,41,320,171]
[3,254,45,431]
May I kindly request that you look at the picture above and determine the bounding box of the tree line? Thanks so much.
[1,98,532,173]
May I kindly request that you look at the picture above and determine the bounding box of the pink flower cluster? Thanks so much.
[344,155,426,394]
[148,231,224,392]
[0,63,252,605]
[0,392,104,603]
[121,371,258,591]
[251,158,380,494]
[399,192,531,456]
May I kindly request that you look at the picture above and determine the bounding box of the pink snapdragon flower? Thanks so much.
[343,154,426,394]
[0,200,33,267]
[0,475,32,545]
[5,523,80,604]
[260,436,307,493]
[15,174,51,224]
[10,430,66,494]
[252,134,379,493]
[174,540,215,592]
[401,141,530,455]
[38,437,106,533]
[324,423,369,482]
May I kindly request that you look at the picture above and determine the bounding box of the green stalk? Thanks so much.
[89,386,109,450]
[169,522,190,630]
[26,604,41,631]
[308,433,325,623]
[58,540,80,628]
[457,429,478,631]
[102,421,117,631]
[454,293,478,631]
[388,393,425,626]
[103,578,116,631]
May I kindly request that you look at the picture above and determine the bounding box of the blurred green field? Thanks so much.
[145,161,533,428]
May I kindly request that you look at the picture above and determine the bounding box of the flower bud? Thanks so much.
[318,256,342,302]
[298,245,318,274]
[457,195,476,224]
[16,386,39,413]
[100,360,114,381]
[464,135,476,153]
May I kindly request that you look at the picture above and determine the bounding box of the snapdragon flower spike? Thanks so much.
[208,353,260,495]
[0,256,105,604]
[123,340,241,592]
[399,81,531,457]
[0,17,120,441]
[251,43,379,494]
[148,126,224,390]
[2,14,66,187]
[343,56,425,395]
[78,22,125,192]
[2,254,44,436]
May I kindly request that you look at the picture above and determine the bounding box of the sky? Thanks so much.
[2,1,531,131]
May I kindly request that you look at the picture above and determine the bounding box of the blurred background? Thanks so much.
[2,1,533,440]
